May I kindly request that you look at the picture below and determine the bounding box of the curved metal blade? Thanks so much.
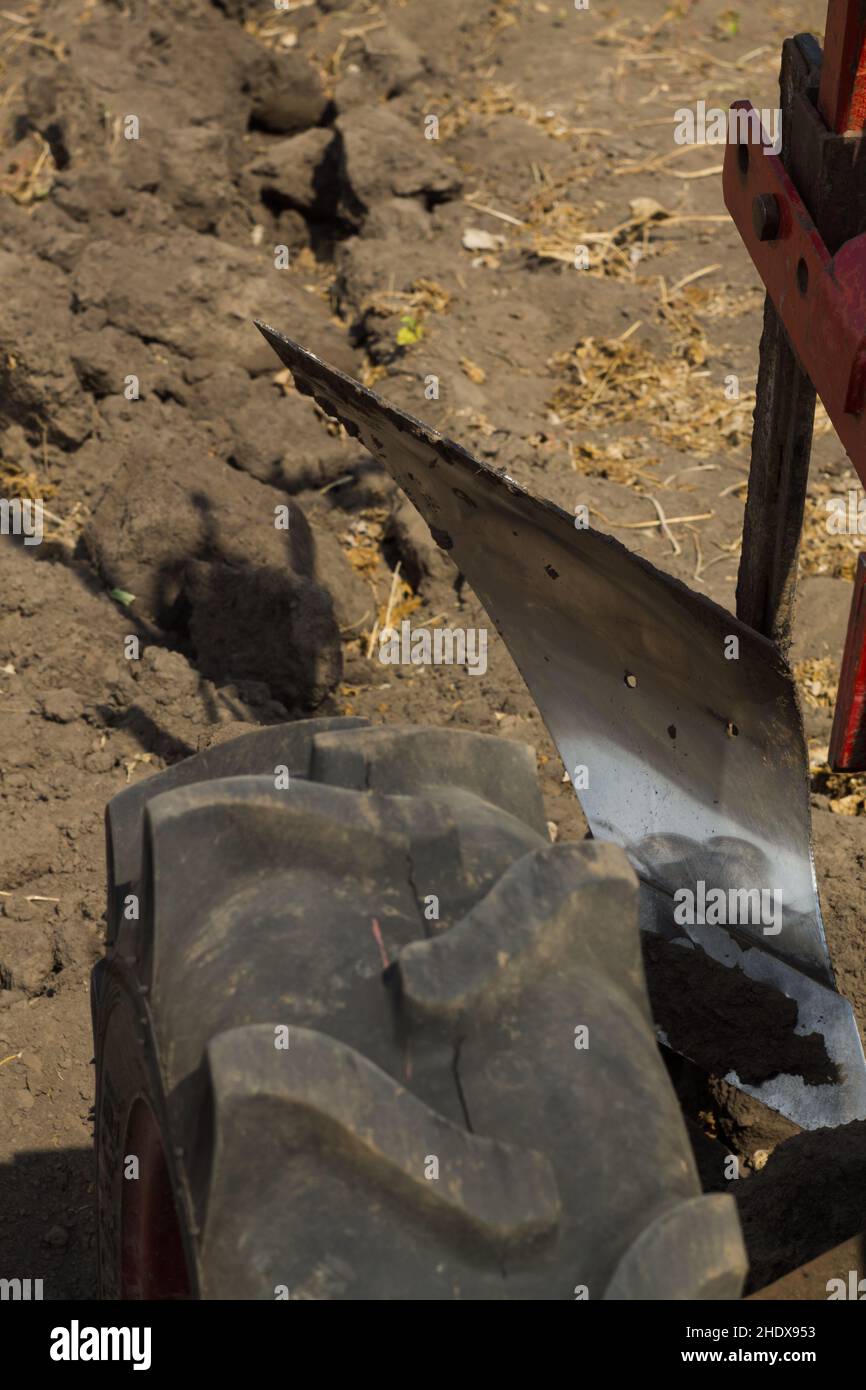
[257,322,866,1129]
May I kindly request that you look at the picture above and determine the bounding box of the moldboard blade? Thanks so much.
[257,321,866,1130]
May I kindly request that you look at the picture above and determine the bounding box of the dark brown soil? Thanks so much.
[736,1121,866,1293]
[644,933,839,1088]
[1,0,861,1301]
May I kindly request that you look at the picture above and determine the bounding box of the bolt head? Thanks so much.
[752,193,781,242]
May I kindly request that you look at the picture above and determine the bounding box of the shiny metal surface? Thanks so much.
[258,322,866,1128]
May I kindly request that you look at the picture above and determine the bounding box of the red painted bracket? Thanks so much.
[724,104,866,769]
[723,108,866,487]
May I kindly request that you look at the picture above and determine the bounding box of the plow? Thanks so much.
[89,1,866,1301]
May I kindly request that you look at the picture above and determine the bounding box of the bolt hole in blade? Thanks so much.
[256,324,866,1130]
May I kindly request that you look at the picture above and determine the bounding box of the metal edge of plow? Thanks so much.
[257,322,866,1129]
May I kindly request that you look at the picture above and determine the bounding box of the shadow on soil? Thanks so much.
[0,1146,97,1300]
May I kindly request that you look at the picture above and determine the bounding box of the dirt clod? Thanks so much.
[737,1121,866,1292]
[644,934,839,1088]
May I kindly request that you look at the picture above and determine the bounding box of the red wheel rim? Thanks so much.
[120,1096,192,1299]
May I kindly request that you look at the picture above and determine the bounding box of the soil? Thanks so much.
[737,1121,866,1293]
[1,0,863,1300]
[644,934,839,1088]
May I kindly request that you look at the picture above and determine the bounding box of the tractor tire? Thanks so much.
[92,716,747,1300]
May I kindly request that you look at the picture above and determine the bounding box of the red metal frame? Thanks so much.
[726,0,866,770]
[830,552,866,766]
[819,0,866,133]
[723,115,866,480]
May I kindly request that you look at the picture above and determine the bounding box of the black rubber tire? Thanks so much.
[93,717,747,1300]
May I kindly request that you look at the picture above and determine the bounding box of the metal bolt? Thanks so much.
[752,193,781,242]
